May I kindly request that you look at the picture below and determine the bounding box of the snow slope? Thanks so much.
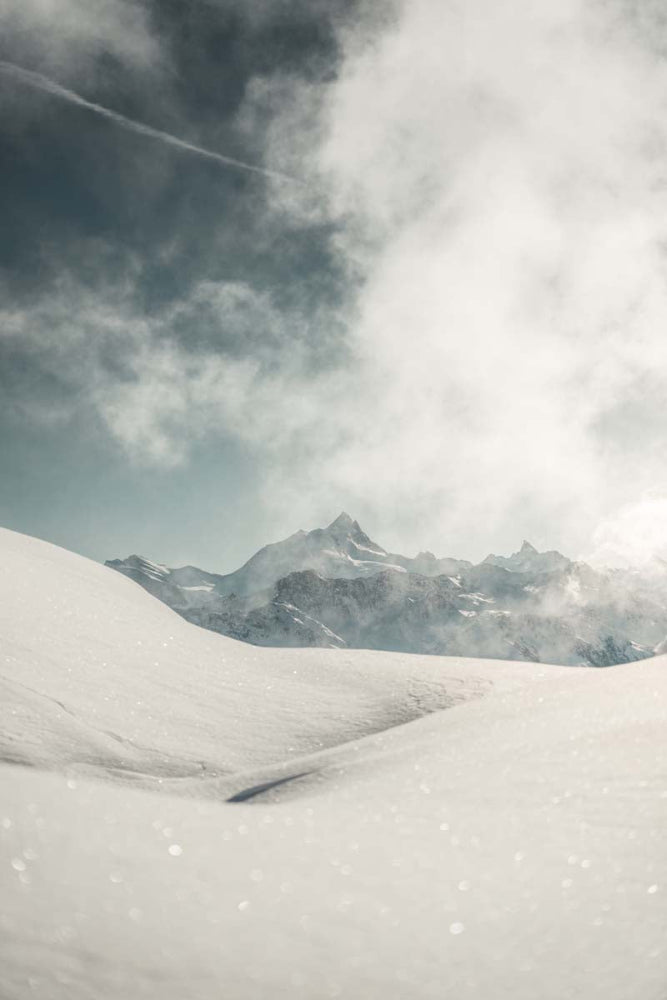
[1,527,667,999]
[0,527,504,780]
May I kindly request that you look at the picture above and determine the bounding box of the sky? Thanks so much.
[2,0,667,571]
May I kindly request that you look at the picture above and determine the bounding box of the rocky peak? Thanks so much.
[327,512,357,532]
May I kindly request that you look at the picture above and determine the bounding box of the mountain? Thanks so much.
[184,566,653,666]
[211,511,471,596]
[104,554,225,610]
[482,539,573,574]
[213,511,408,596]
[107,512,470,606]
[106,516,667,666]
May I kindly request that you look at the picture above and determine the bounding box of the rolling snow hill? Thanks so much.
[2,525,667,999]
[0,527,485,778]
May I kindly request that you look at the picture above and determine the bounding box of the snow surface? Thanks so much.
[350,541,388,557]
[1,526,667,999]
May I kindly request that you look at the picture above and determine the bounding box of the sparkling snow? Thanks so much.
[1,527,666,999]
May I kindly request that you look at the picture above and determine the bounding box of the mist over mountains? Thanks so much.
[107,514,667,666]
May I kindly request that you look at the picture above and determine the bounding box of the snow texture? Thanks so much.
[1,526,667,999]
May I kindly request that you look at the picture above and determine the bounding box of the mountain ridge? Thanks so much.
[106,515,667,667]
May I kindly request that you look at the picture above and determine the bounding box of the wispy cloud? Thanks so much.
[0,274,339,467]
[0,60,298,183]
[1,0,162,73]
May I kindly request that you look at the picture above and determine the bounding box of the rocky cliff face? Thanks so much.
[181,567,653,666]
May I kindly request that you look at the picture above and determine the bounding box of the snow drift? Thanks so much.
[1,526,666,999]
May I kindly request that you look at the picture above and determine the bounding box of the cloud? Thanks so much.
[0,60,298,183]
[0,273,344,468]
[0,0,161,75]
[6,0,667,564]
[242,0,667,559]
[587,491,667,568]
[0,2,353,509]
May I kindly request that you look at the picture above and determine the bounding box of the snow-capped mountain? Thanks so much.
[107,512,469,606]
[482,539,572,574]
[106,515,667,666]
[184,566,653,666]
[213,512,409,596]
[104,554,224,610]
[210,511,472,596]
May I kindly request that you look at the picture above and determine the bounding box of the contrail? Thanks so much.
[0,60,297,184]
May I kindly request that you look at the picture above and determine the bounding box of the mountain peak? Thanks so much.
[328,512,356,531]
[520,540,538,554]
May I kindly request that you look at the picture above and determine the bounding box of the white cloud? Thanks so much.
[7,0,667,562]
[587,491,667,568]
[248,0,667,559]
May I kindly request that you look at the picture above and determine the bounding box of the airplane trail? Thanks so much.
[0,60,297,184]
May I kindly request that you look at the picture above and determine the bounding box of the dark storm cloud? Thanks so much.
[0,61,299,182]
[0,0,353,307]
[0,0,357,455]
